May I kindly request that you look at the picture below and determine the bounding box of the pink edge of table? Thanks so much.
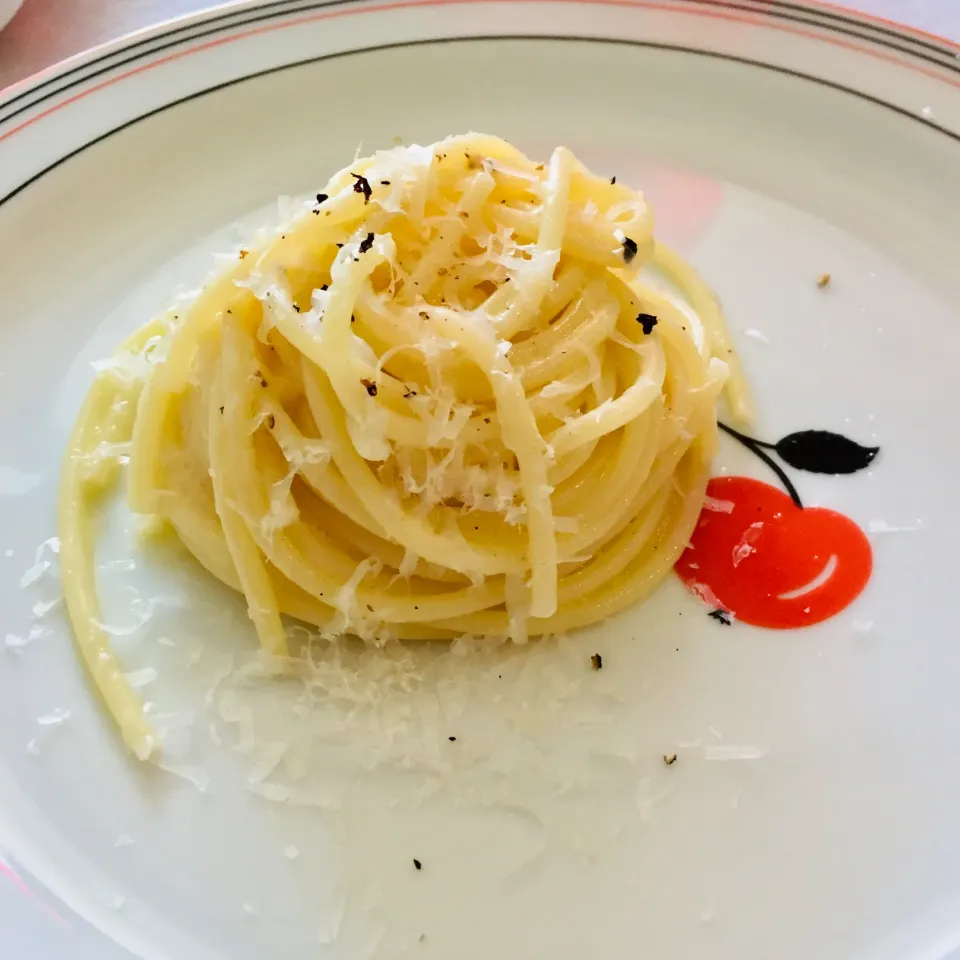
[0,0,959,90]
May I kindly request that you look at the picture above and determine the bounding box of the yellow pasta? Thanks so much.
[60,135,748,759]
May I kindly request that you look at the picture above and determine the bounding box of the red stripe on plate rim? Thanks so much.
[1,0,959,150]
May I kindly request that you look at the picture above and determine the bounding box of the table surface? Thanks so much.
[0,0,959,89]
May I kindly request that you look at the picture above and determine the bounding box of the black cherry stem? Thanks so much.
[718,423,803,510]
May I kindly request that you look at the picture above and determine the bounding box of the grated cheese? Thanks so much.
[37,708,70,726]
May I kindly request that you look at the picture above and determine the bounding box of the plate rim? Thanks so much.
[2,0,960,216]
[1,0,959,116]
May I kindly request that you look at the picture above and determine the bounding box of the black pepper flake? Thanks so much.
[266,414,275,429]
[336,243,344,249]
[403,388,417,399]
[663,753,678,766]
[219,406,224,415]
[260,378,268,388]
[358,232,375,255]
[292,304,301,312]
[610,175,617,185]
[380,180,391,186]
[590,653,603,670]
[361,378,378,397]
[351,314,355,323]
[636,313,658,335]
[239,249,249,260]
[708,609,732,626]
[622,236,638,264]
[351,173,372,204]
[413,859,422,871]
[316,193,329,205]
[448,736,456,742]
[321,284,328,291]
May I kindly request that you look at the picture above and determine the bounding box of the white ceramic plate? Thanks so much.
[3,2,960,958]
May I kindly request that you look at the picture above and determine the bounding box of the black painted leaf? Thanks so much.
[774,430,879,475]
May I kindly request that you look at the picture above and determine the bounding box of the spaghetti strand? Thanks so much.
[59,135,748,756]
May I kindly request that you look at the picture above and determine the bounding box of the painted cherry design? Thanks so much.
[676,476,872,628]
[675,425,877,629]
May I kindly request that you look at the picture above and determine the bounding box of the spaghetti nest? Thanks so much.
[61,134,748,758]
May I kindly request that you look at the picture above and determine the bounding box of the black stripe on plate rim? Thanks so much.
[2,33,959,213]
[1,0,959,126]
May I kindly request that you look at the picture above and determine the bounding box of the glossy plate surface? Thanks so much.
[2,2,960,958]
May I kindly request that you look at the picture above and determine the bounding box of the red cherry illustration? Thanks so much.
[675,475,872,629]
